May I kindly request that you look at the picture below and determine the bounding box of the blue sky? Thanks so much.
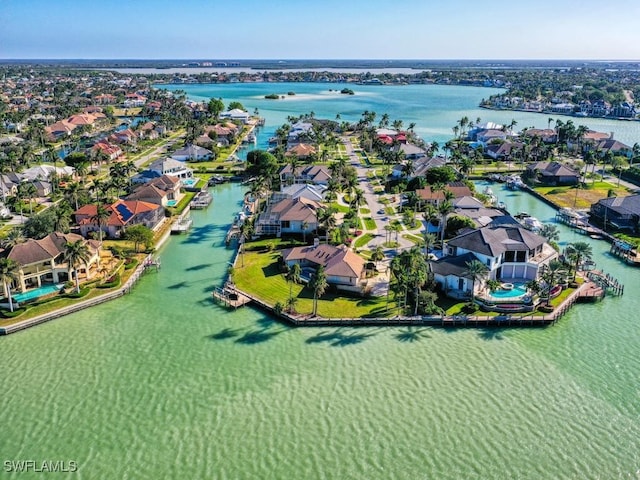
[2,0,639,60]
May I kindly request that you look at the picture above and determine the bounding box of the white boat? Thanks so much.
[482,186,498,205]
[515,213,543,232]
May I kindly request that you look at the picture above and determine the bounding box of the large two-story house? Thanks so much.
[74,200,165,238]
[6,232,102,293]
[430,217,558,298]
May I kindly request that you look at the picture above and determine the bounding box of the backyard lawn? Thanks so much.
[233,249,394,318]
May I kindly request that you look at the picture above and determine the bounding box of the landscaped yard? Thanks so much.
[533,182,632,209]
[353,233,375,249]
[233,249,394,318]
[363,217,377,230]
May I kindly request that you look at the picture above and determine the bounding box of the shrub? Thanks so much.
[462,302,479,314]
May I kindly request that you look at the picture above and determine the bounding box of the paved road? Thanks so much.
[341,137,422,253]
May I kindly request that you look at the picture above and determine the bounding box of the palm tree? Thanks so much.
[538,224,559,244]
[540,260,564,306]
[0,258,20,312]
[284,263,301,308]
[301,221,309,243]
[64,240,91,294]
[464,259,489,304]
[91,205,111,243]
[309,265,328,317]
[371,245,385,269]
[1,227,25,250]
[437,200,453,256]
[566,241,593,282]
[422,232,437,257]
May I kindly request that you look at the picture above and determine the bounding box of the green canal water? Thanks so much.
[2,182,640,479]
[2,84,640,478]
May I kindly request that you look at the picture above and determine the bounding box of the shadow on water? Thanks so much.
[167,281,189,290]
[394,327,432,343]
[185,263,213,272]
[207,327,242,340]
[180,224,222,245]
[478,328,506,341]
[235,328,283,345]
[305,328,376,347]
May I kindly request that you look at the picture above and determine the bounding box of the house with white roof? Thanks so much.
[220,108,250,123]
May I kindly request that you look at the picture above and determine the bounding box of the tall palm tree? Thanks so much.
[309,265,328,317]
[371,245,385,269]
[422,232,437,257]
[566,241,593,282]
[0,258,20,312]
[91,205,111,243]
[437,200,453,256]
[284,263,301,309]
[464,259,489,304]
[64,240,91,294]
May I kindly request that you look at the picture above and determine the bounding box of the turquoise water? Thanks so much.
[182,178,198,188]
[489,283,528,299]
[2,86,640,479]
[12,284,62,303]
[166,199,177,206]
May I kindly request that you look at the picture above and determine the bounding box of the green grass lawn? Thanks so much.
[353,233,375,249]
[233,250,394,318]
[384,207,396,215]
[363,217,377,230]
[360,207,371,215]
[402,234,424,245]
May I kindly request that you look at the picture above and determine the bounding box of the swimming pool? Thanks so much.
[13,284,63,303]
[181,178,198,188]
[167,199,178,207]
[488,283,528,300]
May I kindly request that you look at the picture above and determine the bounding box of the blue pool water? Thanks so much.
[13,284,63,303]
[488,283,528,299]
[182,178,198,188]
[166,200,178,207]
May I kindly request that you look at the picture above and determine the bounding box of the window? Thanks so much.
[281,221,290,229]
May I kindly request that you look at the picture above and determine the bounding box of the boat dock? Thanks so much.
[171,216,193,234]
[212,284,252,308]
[191,189,212,209]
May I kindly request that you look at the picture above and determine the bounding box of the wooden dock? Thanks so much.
[212,284,252,308]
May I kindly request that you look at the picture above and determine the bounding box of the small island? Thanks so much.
[340,88,355,95]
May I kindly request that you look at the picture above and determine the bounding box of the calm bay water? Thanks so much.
[2,85,640,479]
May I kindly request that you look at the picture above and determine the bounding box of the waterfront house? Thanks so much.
[431,218,559,298]
[274,184,327,203]
[287,121,314,145]
[220,108,250,123]
[171,144,212,162]
[255,197,320,237]
[279,164,331,186]
[589,194,640,232]
[281,242,365,289]
[416,182,473,206]
[525,161,580,186]
[485,141,523,161]
[6,232,101,293]
[74,200,164,238]
[285,143,317,160]
[92,140,123,161]
[133,158,194,183]
[126,175,180,207]
[520,128,557,144]
[595,138,633,158]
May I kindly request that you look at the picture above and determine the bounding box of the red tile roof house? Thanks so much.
[281,243,366,290]
[6,232,102,294]
[92,140,123,161]
[416,182,474,207]
[74,200,165,239]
